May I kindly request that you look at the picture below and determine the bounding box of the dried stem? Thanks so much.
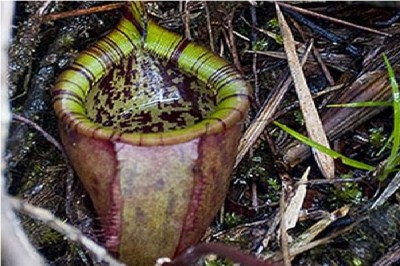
[226,8,243,73]
[277,2,391,37]
[11,113,76,217]
[42,2,126,21]
[204,2,214,52]
[7,196,125,266]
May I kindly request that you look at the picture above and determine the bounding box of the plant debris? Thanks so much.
[4,2,400,266]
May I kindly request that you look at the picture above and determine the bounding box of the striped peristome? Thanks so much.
[52,1,250,146]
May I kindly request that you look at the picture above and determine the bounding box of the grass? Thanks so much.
[274,54,400,180]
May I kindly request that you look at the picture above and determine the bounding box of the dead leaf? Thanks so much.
[285,167,309,230]
[276,3,335,179]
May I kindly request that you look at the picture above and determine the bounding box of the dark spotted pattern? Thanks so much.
[85,49,217,134]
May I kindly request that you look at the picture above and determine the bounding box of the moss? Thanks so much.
[223,212,244,228]
[369,126,388,148]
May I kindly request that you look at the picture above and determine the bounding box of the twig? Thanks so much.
[183,0,191,40]
[288,217,366,258]
[312,43,335,86]
[371,170,400,209]
[281,7,361,57]
[261,209,281,253]
[12,113,76,217]
[227,27,251,42]
[373,243,400,266]
[285,168,309,230]
[279,183,291,266]
[266,208,363,262]
[298,177,364,186]
[282,68,394,167]
[13,114,63,153]
[240,15,286,46]
[235,39,313,168]
[272,84,344,121]
[204,2,214,52]
[7,196,125,266]
[251,181,259,212]
[250,5,261,107]
[226,8,243,73]
[277,2,391,37]
[42,2,126,21]
[211,218,270,239]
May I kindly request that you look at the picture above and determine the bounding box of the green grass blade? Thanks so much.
[381,54,400,179]
[273,121,375,171]
[327,101,392,108]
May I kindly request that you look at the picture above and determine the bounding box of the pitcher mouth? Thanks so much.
[53,88,249,146]
[52,15,250,147]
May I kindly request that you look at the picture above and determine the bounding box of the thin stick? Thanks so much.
[235,39,313,168]
[251,181,259,212]
[226,9,243,73]
[42,2,126,21]
[250,5,261,107]
[312,42,335,86]
[280,183,291,266]
[204,2,214,52]
[373,243,400,266]
[277,2,391,37]
[299,177,364,185]
[12,113,76,217]
[289,217,365,258]
[8,196,125,266]
[183,1,192,40]
[13,114,63,153]
[371,171,400,209]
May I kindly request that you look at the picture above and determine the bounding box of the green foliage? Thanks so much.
[275,34,283,45]
[378,54,400,180]
[293,109,305,126]
[223,212,244,228]
[369,126,387,148]
[252,38,269,51]
[263,176,281,202]
[38,227,64,246]
[22,218,63,248]
[327,172,365,208]
[266,17,279,30]
[237,156,267,182]
[323,54,400,180]
[58,34,75,48]
[327,101,391,108]
[349,256,363,266]
[332,182,363,205]
[266,177,281,192]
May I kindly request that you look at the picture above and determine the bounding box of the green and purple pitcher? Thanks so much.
[52,2,250,265]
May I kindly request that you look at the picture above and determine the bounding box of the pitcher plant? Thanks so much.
[52,2,250,265]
